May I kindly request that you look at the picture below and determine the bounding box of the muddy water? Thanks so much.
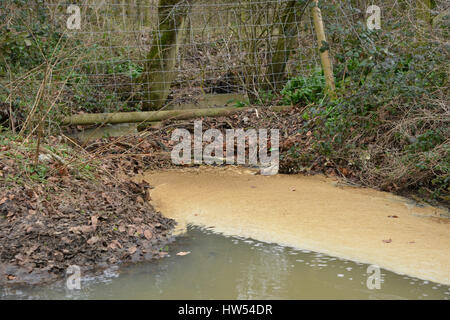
[166,93,248,110]
[1,227,449,300]
[143,167,450,286]
[70,123,138,142]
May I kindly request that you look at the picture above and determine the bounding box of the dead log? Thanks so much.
[62,105,293,126]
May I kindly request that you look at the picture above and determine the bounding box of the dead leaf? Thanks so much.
[127,226,136,236]
[132,217,143,223]
[91,216,98,231]
[57,166,68,176]
[14,253,25,261]
[382,239,392,243]
[26,244,39,255]
[118,225,126,233]
[87,236,100,245]
[388,215,399,219]
[81,225,93,233]
[145,190,152,201]
[69,225,93,234]
[128,246,137,255]
[54,251,64,262]
[61,237,72,244]
[109,240,122,250]
[144,229,153,240]
[176,251,191,256]
[135,226,143,235]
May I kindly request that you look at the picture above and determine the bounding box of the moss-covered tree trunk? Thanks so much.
[265,0,310,92]
[139,0,192,111]
[416,0,432,39]
[417,0,432,24]
[265,0,297,92]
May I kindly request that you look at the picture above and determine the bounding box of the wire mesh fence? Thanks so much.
[1,0,448,117]
[40,0,315,112]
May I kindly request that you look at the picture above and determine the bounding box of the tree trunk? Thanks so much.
[139,0,192,111]
[266,0,299,92]
[416,0,432,39]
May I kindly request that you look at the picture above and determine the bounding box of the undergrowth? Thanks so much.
[280,27,449,204]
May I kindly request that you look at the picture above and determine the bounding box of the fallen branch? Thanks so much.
[62,105,293,126]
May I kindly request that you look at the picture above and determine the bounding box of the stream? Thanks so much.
[2,146,449,299]
[0,226,450,300]
[1,227,449,300]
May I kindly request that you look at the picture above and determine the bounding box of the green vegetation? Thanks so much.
[0,131,96,187]
[281,69,326,106]
[282,17,448,203]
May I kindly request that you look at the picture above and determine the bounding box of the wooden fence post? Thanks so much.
[311,0,335,94]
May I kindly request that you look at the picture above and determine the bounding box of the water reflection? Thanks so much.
[236,243,290,299]
[1,227,449,300]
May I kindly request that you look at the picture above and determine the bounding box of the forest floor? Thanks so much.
[0,133,175,286]
[0,105,448,286]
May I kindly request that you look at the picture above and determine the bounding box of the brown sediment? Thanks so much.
[143,166,450,286]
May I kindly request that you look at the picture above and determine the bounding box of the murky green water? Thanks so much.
[1,227,449,300]
[70,123,138,143]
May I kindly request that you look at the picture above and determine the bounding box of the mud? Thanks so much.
[144,167,450,286]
